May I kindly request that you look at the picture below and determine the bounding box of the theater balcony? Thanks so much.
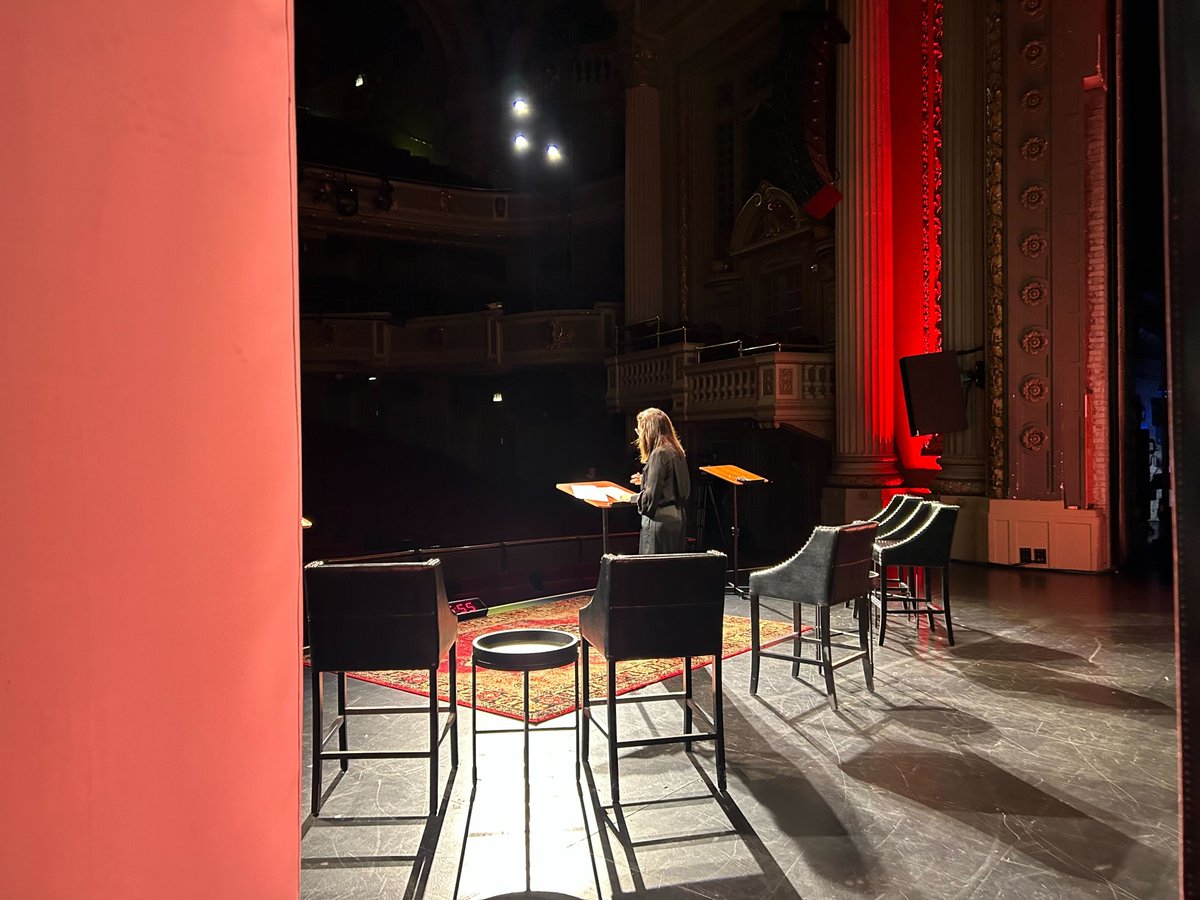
[605,330,835,440]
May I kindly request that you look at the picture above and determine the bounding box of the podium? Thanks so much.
[556,481,637,555]
[698,464,769,595]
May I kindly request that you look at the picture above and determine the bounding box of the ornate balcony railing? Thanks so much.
[300,305,619,373]
[606,345,835,441]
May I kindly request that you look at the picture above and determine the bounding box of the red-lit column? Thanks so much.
[825,0,902,521]
[624,37,664,326]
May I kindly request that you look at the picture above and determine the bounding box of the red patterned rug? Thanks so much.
[344,596,796,723]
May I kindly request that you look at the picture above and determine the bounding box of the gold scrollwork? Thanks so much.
[986,0,1005,498]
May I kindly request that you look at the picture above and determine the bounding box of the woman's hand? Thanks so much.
[630,472,643,486]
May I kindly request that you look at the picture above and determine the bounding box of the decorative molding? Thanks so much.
[1020,425,1048,452]
[546,319,575,350]
[678,80,690,321]
[936,478,986,496]
[1020,87,1045,111]
[1020,229,1048,257]
[1020,135,1049,161]
[729,181,805,254]
[1020,183,1047,209]
[1020,375,1049,402]
[920,0,946,353]
[1020,0,1046,18]
[986,0,1005,498]
[1021,278,1049,306]
[1022,39,1047,66]
[1020,327,1049,355]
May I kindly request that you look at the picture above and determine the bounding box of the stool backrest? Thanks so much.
[828,521,879,605]
[305,559,457,671]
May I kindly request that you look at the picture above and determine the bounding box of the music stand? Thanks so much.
[555,481,637,555]
[698,464,769,595]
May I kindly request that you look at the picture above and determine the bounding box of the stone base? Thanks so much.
[935,494,990,563]
[821,486,889,525]
[987,499,1111,573]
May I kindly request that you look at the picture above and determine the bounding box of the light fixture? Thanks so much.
[513,134,530,153]
[355,73,365,88]
[492,392,504,403]
[368,376,378,382]
[512,98,530,116]
[545,143,563,163]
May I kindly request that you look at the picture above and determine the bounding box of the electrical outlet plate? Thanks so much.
[1033,548,1047,564]
[1019,547,1032,563]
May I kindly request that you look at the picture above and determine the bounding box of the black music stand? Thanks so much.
[698,464,769,595]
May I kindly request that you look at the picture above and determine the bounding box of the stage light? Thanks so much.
[513,134,530,152]
[512,98,530,116]
[355,73,365,88]
[492,392,503,403]
[545,143,563,163]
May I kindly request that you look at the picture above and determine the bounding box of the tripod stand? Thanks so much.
[695,464,769,595]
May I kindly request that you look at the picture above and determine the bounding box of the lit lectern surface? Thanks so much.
[556,481,637,555]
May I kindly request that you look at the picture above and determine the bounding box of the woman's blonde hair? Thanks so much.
[634,407,686,464]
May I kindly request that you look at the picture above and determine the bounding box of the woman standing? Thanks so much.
[630,407,691,554]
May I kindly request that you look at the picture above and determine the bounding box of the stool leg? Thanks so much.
[820,605,837,710]
[580,638,590,760]
[713,654,727,792]
[858,595,875,691]
[574,654,580,779]
[926,567,936,632]
[471,657,478,783]
[311,667,323,818]
[749,590,761,694]
[428,667,438,816]
[878,577,889,646]
[448,648,459,769]
[337,672,349,772]
[943,565,955,645]
[792,602,803,678]
[607,659,619,804]
[683,656,693,747]
[523,671,531,776]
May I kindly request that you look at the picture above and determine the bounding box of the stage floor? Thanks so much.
[300,562,1177,899]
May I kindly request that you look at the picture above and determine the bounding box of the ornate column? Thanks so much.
[824,0,901,523]
[624,36,664,326]
[933,0,990,556]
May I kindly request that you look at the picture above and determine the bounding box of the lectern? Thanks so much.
[698,464,769,594]
[555,481,637,555]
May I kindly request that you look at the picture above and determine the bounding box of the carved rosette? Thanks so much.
[1021,425,1048,452]
[1020,183,1047,210]
[1021,136,1048,161]
[1020,88,1045,111]
[1020,375,1048,403]
[986,0,1005,498]
[1021,0,1046,17]
[1021,278,1049,306]
[1021,229,1048,258]
[1021,327,1049,355]
[1022,39,1047,66]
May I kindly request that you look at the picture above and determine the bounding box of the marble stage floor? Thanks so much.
[300,562,1178,899]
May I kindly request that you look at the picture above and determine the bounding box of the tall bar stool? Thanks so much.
[872,503,960,646]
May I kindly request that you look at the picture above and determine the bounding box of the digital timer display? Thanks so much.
[450,598,488,619]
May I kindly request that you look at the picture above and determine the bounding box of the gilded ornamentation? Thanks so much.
[546,320,574,351]
[1020,229,1048,258]
[1020,135,1048,161]
[1021,327,1049,355]
[1021,278,1049,306]
[1021,426,1048,452]
[986,0,1006,498]
[920,0,945,353]
[1020,183,1047,210]
[1021,375,1048,403]
[1020,87,1045,111]
[1022,39,1047,67]
[678,80,690,321]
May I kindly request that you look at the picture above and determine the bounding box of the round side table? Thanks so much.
[471,628,580,782]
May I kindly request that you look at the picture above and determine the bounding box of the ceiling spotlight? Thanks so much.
[512,98,530,116]
[513,134,530,153]
[355,73,365,88]
[545,144,563,163]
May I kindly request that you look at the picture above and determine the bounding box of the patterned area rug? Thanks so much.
[346,596,797,723]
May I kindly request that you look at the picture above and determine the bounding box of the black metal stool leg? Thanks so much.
[607,660,619,803]
[878,578,889,646]
[311,667,323,817]
[337,672,349,772]
[714,654,726,792]
[683,656,694,748]
[428,667,438,816]
[471,656,478,783]
[820,605,837,710]
[943,565,955,645]
[580,638,590,759]
[858,595,875,691]
[448,648,459,768]
[749,590,761,694]
[792,602,803,677]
